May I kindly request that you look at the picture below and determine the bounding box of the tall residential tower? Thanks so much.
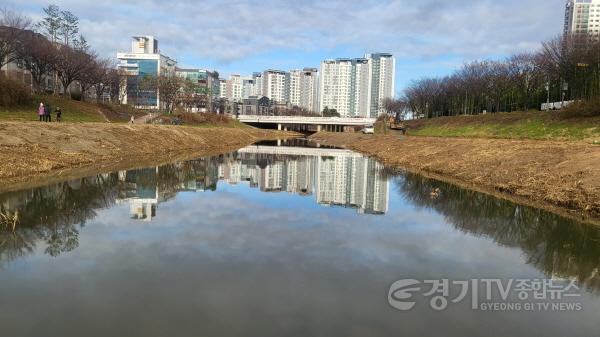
[564,0,600,38]
[319,53,395,118]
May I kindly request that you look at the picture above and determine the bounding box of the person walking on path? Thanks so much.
[44,103,52,122]
[129,115,135,124]
[55,106,62,122]
[38,103,45,122]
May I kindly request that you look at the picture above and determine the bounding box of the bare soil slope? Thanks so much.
[0,122,293,192]
[310,132,600,224]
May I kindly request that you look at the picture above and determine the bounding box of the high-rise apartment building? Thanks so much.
[289,68,320,112]
[241,78,256,99]
[117,36,177,109]
[564,0,600,38]
[226,74,244,102]
[262,70,288,103]
[289,69,303,107]
[219,79,227,99]
[319,54,395,118]
[252,72,264,97]
[367,53,396,116]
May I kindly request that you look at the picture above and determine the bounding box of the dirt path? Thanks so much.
[0,122,295,193]
[310,132,600,225]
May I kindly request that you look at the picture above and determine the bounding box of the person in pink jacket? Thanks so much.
[38,103,45,122]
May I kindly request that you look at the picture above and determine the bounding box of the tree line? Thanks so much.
[385,35,600,119]
[0,5,121,102]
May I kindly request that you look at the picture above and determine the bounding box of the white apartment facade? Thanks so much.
[565,0,600,38]
[289,68,320,113]
[226,74,244,102]
[319,54,395,118]
[289,69,303,107]
[367,53,396,116]
[252,72,264,97]
[262,70,288,103]
[219,79,227,99]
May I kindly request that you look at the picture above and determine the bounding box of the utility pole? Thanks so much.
[545,81,550,111]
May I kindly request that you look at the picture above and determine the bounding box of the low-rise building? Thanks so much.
[117,36,177,109]
[240,96,272,115]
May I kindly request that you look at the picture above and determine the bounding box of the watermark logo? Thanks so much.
[388,278,582,312]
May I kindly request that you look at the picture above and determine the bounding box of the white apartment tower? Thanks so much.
[226,74,244,102]
[319,53,395,118]
[252,72,263,96]
[262,70,288,103]
[367,53,396,116]
[564,0,600,38]
[289,70,303,107]
[219,79,227,99]
[288,68,319,112]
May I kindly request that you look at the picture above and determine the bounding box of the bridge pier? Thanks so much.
[278,123,282,131]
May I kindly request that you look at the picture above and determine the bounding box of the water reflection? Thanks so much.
[0,145,388,261]
[0,143,599,297]
[396,173,600,292]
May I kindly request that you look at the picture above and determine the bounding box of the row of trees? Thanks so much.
[0,6,121,101]
[385,35,600,119]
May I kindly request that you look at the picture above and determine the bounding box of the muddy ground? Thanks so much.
[310,132,600,225]
[0,122,294,193]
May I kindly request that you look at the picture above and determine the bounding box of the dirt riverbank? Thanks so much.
[310,132,600,225]
[0,122,295,193]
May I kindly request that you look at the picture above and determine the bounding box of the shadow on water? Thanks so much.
[394,172,600,293]
[1,146,599,294]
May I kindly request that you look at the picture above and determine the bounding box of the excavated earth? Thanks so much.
[310,132,600,226]
[0,122,294,193]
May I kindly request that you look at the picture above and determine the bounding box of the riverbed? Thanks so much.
[1,140,599,336]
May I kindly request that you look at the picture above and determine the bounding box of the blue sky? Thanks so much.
[6,0,566,93]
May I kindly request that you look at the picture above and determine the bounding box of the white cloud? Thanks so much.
[6,0,565,67]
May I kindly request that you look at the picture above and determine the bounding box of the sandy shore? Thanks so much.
[0,122,295,193]
[310,132,600,225]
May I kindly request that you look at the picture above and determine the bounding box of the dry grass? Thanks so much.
[0,76,32,107]
[310,132,600,224]
[406,110,600,141]
[0,210,19,232]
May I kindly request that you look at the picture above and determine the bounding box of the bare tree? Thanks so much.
[17,31,58,93]
[157,74,184,114]
[0,7,31,69]
[53,45,95,98]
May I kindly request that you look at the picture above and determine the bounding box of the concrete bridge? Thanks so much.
[236,115,376,132]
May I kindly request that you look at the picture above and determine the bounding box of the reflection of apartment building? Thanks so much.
[117,167,160,221]
[217,147,388,214]
[316,154,388,214]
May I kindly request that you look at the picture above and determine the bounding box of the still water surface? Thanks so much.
[1,141,599,336]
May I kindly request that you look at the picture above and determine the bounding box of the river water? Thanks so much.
[1,140,599,337]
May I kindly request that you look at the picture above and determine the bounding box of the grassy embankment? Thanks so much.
[0,95,147,123]
[0,95,248,128]
[404,110,600,142]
